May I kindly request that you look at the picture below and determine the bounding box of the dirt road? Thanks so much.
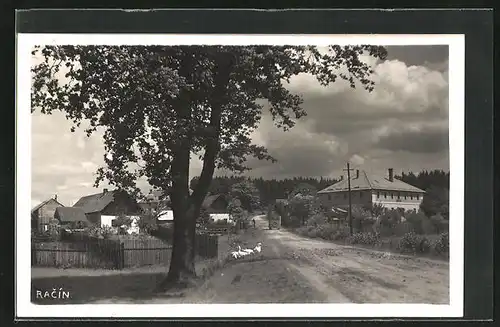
[189,215,449,304]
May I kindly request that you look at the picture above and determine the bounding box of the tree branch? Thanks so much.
[190,52,233,204]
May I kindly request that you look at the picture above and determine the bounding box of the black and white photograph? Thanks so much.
[17,33,464,318]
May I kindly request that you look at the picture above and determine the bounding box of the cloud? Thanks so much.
[349,154,365,166]
[30,45,450,205]
[374,124,449,154]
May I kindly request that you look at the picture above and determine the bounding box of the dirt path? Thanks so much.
[194,215,449,304]
[266,225,449,303]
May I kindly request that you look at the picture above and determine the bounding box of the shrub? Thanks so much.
[197,207,211,227]
[306,213,329,227]
[405,211,428,234]
[398,231,431,254]
[393,221,414,236]
[348,232,379,246]
[433,232,449,255]
[295,226,310,236]
[430,214,448,234]
[314,224,338,240]
[333,225,351,241]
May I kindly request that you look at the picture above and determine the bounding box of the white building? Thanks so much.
[317,168,426,212]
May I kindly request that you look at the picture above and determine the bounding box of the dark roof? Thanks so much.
[73,190,119,213]
[202,194,225,208]
[55,207,88,223]
[318,170,425,194]
[31,198,64,213]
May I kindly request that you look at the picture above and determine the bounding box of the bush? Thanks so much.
[433,232,449,255]
[315,224,338,240]
[430,214,448,234]
[306,213,329,227]
[398,231,431,254]
[405,211,428,234]
[333,225,351,241]
[348,232,379,246]
[393,221,414,236]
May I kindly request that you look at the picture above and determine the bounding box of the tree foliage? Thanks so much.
[31,44,387,289]
[228,179,261,212]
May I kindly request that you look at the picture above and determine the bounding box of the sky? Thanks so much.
[30,45,450,207]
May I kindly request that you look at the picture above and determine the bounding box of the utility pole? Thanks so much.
[343,162,353,236]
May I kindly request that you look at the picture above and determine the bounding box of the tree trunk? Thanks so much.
[155,202,200,292]
[155,50,231,292]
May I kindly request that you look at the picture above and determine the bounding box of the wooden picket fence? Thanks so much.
[32,233,219,269]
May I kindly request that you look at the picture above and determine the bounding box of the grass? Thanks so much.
[291,226,449,261]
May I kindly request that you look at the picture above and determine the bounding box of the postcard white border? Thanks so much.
[16,34,464,318]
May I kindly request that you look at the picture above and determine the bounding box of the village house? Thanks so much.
[31,195,64,233]
[72,188,142,228]
[202,194,229,214]
[317,168,426,212]
[202,194,232,222]
[54,207,89,230]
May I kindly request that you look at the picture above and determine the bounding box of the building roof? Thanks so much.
[54,207,88,223]
[73,190,119,213]
[202,194,225,208]
[317,170,425,194]
[31,198,64,213]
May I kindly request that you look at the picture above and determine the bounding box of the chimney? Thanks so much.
[103,188,108,194]
[356,169,359,179]
[388,168,394,182]
[54,194,57,201]
[340,175,344,181]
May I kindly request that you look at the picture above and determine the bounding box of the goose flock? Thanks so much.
[230,242,262,259]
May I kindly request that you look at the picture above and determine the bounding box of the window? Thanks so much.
[397,192,400,199]
[391,192,394,199]
[377,192,380,198]
[384,192,387,199]
[404,193,407,200]
[410,194,413,200]
[416,194,420,200]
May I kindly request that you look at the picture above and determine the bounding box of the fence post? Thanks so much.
[213,235,218,258]
[119,242,125,269]
[31,244,36,266]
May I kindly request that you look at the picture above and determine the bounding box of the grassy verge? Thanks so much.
[291,225,449,260]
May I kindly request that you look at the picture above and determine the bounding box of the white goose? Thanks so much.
[237,245,251,257]
[253,242,262,254]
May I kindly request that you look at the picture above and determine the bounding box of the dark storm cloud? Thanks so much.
[299,91,447,137]
[385,45,449,70]
[375,125,449,154]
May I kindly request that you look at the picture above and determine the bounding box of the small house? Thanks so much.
[202,194,229,214]
[54,207,89,230]
[31,196,64,233]
[73,188,142,228]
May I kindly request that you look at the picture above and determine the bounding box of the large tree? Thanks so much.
[31,45,387,290]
